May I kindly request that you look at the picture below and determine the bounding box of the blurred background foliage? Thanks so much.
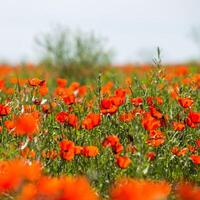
[35,26,113,82]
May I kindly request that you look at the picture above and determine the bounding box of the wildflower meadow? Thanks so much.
[0,62,199,200]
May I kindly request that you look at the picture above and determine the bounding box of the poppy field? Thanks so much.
[0,63,200,200]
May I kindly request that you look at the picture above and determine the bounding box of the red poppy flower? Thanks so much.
[130,97,143,106]
[102,135,120,147]
[110,178,171,200]
[66,114,78,128]
[190,155,200,165]
[28,78,44,87]
[0,104,11,116]
[81,146,99,157]
[112,143,124,154]
[119,112,134,122]
[171,146,188,156]
[188,112,200,123]
[173,122,185,131]
[142,113,161,131]
[82,113,101,130]
[14,113,39,136]
[146,130,165,147]
[57,78,67,88]
[63,94,76,105]
[146,152,156,161]
[55,112,68,124]
[116,156,131,169]
[149,106,163,119]
[59,140,75,161]
[176,182,200,200]
[178,97,193,108]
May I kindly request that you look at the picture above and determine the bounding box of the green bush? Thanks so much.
[35,26,113,80]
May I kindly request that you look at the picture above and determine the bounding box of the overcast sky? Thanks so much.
[0,0,200,63]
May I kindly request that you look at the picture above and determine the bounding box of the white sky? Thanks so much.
[0,0,200,63]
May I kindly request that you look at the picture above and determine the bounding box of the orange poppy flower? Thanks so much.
[39,86,48,96]
[146,96,154,106]
[173,122,185,131]
[188,112,200,123]
[101,98,119,115]
[196,139,200,148]
[36,176,63,197]
[178,97,193,108]
[81,146,99,157]
[170,89,179,99]
[190,155,200,165]
[171,146,188,156]
[57,78,67,88]
[74,146,83,155]
[23,161,41,182]
[20,147,36,159]
[62,176,99,200]
[66,113,78,128]
[82,117,93,130]
[0,104,11,116]
[82,113,101,130]
[113,143,124,154]
[3,160,98,200]
[17,183,37,200]
[4,120,15,130]
[110,96,125,107]
[102,135,120,147]
[176,182,200,200]
[60,140,75,161]
[0,159,41,194]
[188,145,196,153]
[54,87,68,97]
[110,178,171,200]
[101,81,114,95]
[28,78,44,87]
[77,85,87,97]
[0,160,22,193]
[31,111,40,120]
[119,112,134,122]
[55,112,78,128]
[14,113,39,136]
[146,151,156,161]
[114,88,126,98]
[130,97,143,106]
[102,135,123,154]
[69,82,80,91]
[177,148,188,156]
[101,106,118,115]
[149,106,163,119]
[63,94,76,105]
[146,130,165,147]
[142,113,161,131]
[185,117,198,128]
[101,98,113,109]
[0,79,4,89]
[116,156,131,169]
[155,97,163,105]
[56,111,68,124]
